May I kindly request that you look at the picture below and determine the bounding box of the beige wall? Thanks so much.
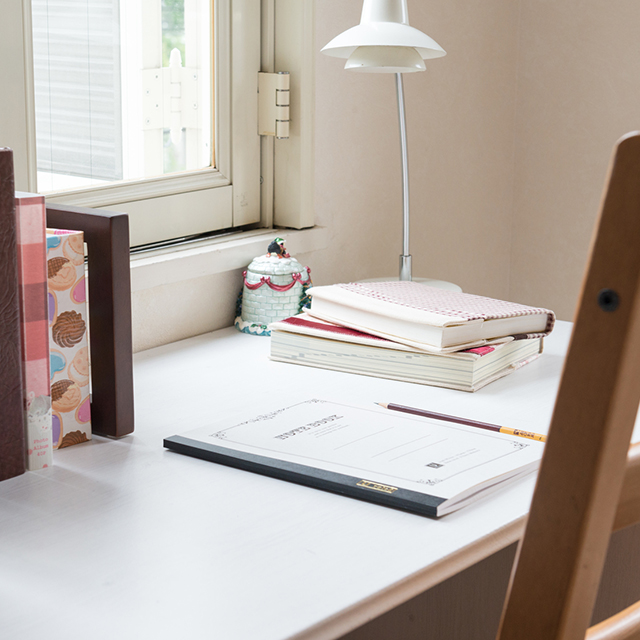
[510,0,640,320]
[315,0,640,322]
[314,0,519,300]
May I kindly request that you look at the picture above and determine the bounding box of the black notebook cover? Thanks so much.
[164,435,446,518]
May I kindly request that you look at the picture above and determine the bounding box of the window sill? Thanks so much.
[130,225,330,293]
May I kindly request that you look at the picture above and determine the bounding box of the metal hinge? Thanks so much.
[141,49,198,143]
[258,72,290,139]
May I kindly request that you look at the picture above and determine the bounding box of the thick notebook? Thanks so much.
[164,399,545,518]
[270,315,543,392]
[15,192,53,470]
[308,282,555,352]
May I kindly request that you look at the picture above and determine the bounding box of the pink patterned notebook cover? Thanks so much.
[335,282,556,336]
[15,192,53,470]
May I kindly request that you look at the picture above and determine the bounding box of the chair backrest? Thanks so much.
[496,132,640,640]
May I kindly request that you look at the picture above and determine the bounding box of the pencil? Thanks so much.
[376,402,547,443]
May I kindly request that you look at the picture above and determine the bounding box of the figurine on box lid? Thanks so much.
[234,238,312,336]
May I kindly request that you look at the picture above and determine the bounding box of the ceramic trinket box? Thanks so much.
[234,238,312,336]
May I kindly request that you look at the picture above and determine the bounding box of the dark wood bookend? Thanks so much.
[0,148,26,480]
[46,203,134,438]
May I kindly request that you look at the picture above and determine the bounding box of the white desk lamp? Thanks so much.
[321,0,446,281]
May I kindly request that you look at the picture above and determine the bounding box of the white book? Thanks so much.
[270,315,543,392]
[164,399,545,518]
[308,281,555,353]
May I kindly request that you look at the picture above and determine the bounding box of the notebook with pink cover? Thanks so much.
[271,314,513,354]
[15,192,53,470]
[307,281,555,353]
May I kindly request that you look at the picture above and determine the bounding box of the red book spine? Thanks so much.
[0,148,26,481]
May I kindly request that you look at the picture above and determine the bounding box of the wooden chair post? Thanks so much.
[497,132,640,640]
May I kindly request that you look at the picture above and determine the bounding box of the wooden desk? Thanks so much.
[1,321,639,640]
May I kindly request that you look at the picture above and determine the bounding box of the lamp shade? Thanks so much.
[321,0,446,67]
[345,46,426,73]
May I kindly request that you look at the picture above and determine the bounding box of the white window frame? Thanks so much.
[1,0,261,247]
[0,0,314,249]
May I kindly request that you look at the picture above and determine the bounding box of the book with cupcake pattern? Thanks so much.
[46,229,92,448]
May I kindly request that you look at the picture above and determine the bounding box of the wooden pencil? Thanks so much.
[376,402,547,443]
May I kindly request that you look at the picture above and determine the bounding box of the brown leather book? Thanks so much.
[0,148,26,481]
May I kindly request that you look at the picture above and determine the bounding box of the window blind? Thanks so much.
[32,0,123,181]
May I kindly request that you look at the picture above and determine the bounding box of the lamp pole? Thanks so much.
[321,0,446,282]
[396,72,412,281]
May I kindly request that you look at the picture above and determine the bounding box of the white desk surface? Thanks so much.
[1,320,627,640]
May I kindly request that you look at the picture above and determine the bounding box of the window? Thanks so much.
[32,0,127,190]
[0,0,313,249]
[32,0,213,190]
[2,0,261,247]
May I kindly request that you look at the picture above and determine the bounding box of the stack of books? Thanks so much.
[269,281,555,392]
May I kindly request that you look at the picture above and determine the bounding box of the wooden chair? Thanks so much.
[496,132,640,640]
